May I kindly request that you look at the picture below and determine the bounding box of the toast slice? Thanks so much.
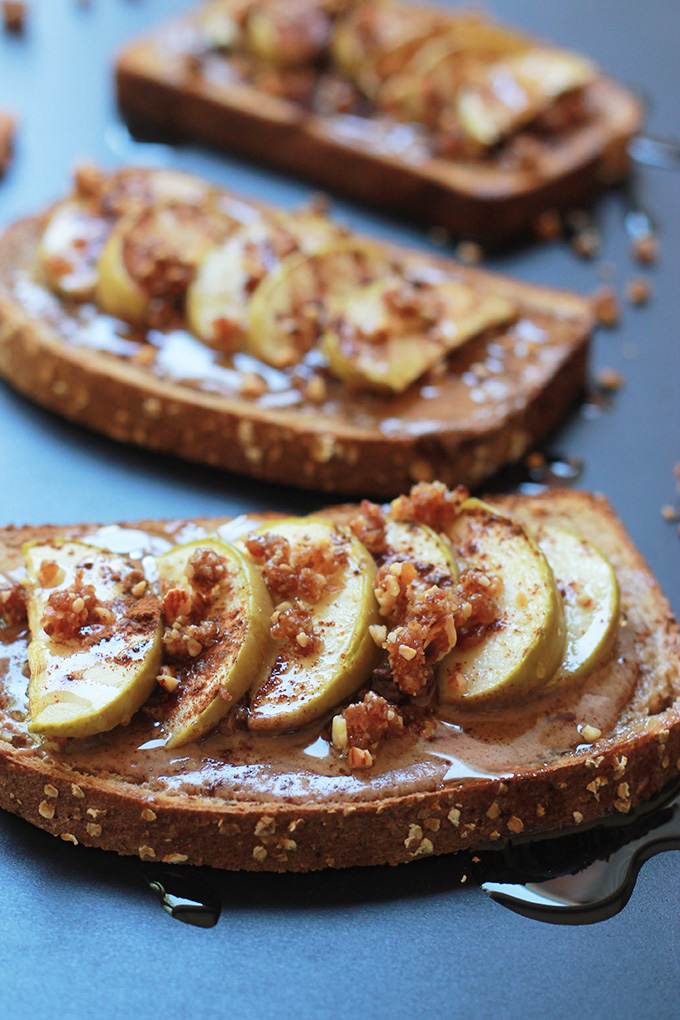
[0,488,678,872]
[0,166,592,498]
[115,3,642,243]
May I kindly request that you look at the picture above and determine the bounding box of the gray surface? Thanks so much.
[0,1,678,1018]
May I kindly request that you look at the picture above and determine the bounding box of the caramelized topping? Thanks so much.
[41,583,113,640]
[390,481,469,532]
[0,584,27,628]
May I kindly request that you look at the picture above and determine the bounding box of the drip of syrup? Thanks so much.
[143,865,221,928]
[628,134,680,172]
[476,779,680,925]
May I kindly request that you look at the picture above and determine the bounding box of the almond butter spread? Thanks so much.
[0,512,640,808]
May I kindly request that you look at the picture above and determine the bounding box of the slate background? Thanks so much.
[0,2,678,1017]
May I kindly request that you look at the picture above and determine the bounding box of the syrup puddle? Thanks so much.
[476,779,680,924]
[142,865,221,928]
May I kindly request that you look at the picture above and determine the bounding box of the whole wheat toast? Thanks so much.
[0,489,678,872]
[116,2,642,243]
[0,168,593,498]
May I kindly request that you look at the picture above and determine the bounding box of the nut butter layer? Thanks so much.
[115,1,642,242]
[0,166,593,497]
[0,488,679,872]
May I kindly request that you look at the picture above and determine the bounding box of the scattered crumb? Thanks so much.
[592,286,620,328]
[595,367,624,393]
[455,240,483,265]
[661,505,678,522]
[428,225,450,248]
[580,724,602,742]
[533,209,562,241]
[570,226,601,259]
[631,234,659,265]
[626,277,652,306]
[0,111,14,173]
[2,1,25,32]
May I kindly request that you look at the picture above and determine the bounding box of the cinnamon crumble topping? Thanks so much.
[41,583,113,640]
[390,481,469,532]
[0,584,27,627]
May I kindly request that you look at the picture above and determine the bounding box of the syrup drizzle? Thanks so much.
[143,865,221,928]
[477,778,680,925]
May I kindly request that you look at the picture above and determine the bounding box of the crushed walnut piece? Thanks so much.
[390,481,469,533]
[184,547,229,594]
[161,585,219,662]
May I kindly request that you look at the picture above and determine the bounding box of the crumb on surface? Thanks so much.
[595,367,624,393]
[592,286,620,328]
[626,277,652,306]
[2,1,25,33]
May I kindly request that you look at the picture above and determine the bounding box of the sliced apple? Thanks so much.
[457,47,596,147]
[156,538,273,747]
[384,518,459,585]
[24,540,162,737]
[186,211,339,352]
[437,499,565,707]
[39,200,111,301]
[322,278,516,393]
[247,240,391,368]
[96,217,150,323]
[531,524,620,688]
[246,517,380,732]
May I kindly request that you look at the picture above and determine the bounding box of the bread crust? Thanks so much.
[0,209,592,498]
[115,12,642,243]
[0,491,678,872]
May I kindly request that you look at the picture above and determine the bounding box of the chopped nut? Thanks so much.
[252,845,268,862]
[580,724,602,742]
[71,784,84,799]
[447,807,461,828]
[506,816,523,834]
[86,822,102,837]
[368,624,387,647]
[347,746,373,770]
[141,808,157,822]
[163,853,189,864]
[331,714,348,750]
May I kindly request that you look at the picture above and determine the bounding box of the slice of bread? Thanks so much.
[116,7,642,243]
[0,175,593,498]
[0,489,678,872]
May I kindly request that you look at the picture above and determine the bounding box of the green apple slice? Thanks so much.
[39,200,111,302]
[437,499,565,707]
[532,524,620,688]
[24,540,162,737]
[247,517,380,732]
[384,518,459,584]
[156,538,273,747]
[96,218,150,323]
[457,47,596,147]
[322,278,516,393]
[247,240,391,368]
[186,212,339,352]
